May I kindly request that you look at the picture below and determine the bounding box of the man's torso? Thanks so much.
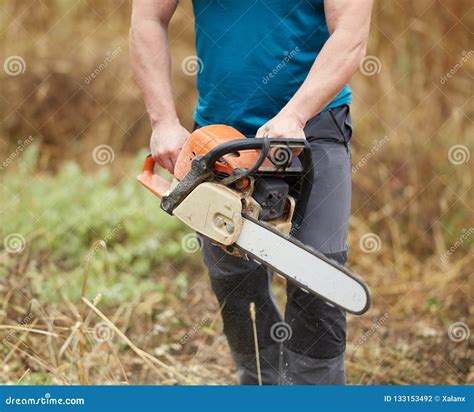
[192,0,352,135]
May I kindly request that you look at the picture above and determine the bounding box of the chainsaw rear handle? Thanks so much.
[137,155,173,199]
[158,138,314,233]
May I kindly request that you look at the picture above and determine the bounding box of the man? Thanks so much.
[130,0,373,385]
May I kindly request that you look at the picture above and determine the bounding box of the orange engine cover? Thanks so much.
[174,125,271,181]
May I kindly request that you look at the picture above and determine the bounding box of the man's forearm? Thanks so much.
[282,0,373,124]
[283,28,368,124]
[129,18,178,127]
[130,1,188,173]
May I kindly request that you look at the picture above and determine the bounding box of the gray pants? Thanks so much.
[200,105,353,385]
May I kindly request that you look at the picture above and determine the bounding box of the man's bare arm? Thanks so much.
[130,0,189,173]
[257,0,373,138]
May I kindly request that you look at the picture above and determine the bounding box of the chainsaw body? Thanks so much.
[138,125,311,251]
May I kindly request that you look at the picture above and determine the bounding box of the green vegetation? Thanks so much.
[1,146,196,304]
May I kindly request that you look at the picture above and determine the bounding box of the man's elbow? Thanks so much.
[356,35,369,64]
[346,32,370,73]
[333,27,369,66]
[129,19,162,50]
[129,25,142,53]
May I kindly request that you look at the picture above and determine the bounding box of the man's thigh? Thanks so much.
[284,105,352,360]
[295,105,352,254]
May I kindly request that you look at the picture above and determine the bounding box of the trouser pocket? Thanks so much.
[304,104,352,151]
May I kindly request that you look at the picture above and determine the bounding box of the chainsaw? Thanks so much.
[137,125,370,315]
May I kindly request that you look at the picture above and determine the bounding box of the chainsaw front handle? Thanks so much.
[137,155,173,199]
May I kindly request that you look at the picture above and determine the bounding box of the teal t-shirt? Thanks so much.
[192,0,352,136]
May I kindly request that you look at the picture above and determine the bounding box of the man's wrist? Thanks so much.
[150,114,180,129]
[279,105,307,128]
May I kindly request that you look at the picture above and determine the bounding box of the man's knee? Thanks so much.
[284,249,347,359]
[200,235,260,279]
[201,236,282,354]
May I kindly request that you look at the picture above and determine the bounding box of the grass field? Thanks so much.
[0,0,472,385]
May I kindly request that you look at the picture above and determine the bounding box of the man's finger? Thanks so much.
[163,156,175,175]
[170,149,182,167]
[152,152,171,173]
[255,126,268,138]
[152,153,166,168]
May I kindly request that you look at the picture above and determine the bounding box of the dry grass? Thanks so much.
[0,0,472,385]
